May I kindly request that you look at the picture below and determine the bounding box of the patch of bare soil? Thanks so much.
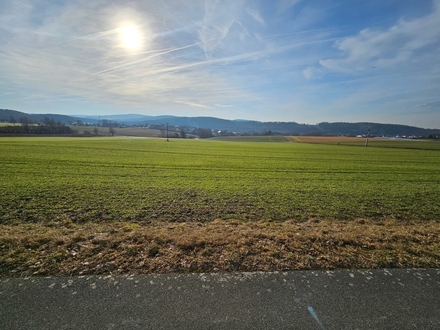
[1,218,438,277]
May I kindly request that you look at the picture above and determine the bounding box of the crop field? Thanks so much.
[1,137,439,276]
[211,136,289,142]
[293,136,440,150]
[70,125,164,137]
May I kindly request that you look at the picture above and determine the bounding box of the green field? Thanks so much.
[1,136,439,224]
[211,136,289,142]
[338,140,440,150]
[1,137,439,276]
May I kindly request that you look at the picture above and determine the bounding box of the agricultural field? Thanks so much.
[1,137,439,276]
[292,135,440,150]
[211,136,289,142]
[70,125,163,137]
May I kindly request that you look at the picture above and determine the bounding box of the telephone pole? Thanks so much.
[365,128,370,146]
[166,123,169,142]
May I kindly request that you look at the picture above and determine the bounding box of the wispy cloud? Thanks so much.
[416,101,440,112]
[246,8,265,25]
[174,101,211,109]
[23,93,47,100]
[198,0,238,59]
[0,0,439,128]
[302,68,312,80]
[261,26,345,39]
[320,0,440,73]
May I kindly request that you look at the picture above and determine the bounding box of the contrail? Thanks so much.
[262,26,346,39]
[162,16,165,37]
[92,42,203,75]
[142,37,340,75]
[58,24,146,45]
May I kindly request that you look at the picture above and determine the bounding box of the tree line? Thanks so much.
[0,116,74,135]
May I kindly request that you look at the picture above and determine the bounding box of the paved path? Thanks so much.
[1,269,439,329]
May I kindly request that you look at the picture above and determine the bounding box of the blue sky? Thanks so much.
[1,0,439,128]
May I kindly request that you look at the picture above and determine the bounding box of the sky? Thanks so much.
[1,0,440,128]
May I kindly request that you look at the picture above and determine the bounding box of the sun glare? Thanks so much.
[120,26,141,49]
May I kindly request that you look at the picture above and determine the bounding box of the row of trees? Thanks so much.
[158,127,213,139]
[92,127,115,136]
[197,128,213,138]
[0,116,74,135]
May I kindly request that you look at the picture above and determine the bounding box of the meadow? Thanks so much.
[1,137,439,276]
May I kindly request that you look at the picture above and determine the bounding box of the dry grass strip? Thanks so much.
[1,218,439,277]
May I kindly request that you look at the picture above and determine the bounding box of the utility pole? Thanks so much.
[365,128,370,146]
[166,123,169,142]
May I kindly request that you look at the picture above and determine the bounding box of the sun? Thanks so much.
[119,26,141,49]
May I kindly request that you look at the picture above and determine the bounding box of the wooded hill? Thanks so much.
[1,108,439,137]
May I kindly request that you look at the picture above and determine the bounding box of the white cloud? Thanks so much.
[302,67,316,79]
[320,0,440,73]
[197,0,241,59]
[0,0,340,118]
[23,93,47,100]
[174,101,211,109]
[1,0,438,128]
[0,0,254,111]
[417,100,440,112]
[246,8,265,25]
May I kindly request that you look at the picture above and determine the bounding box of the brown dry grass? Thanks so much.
[1,218,438,277]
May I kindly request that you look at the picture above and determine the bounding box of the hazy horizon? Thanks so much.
[4,109,440,130]
[1,0,440,129]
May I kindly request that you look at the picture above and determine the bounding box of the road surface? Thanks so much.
[1,269,439,329]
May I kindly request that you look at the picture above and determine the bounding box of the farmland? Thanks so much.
[1,137,439,276]
[70,125,164,138]
[293,136,440,150]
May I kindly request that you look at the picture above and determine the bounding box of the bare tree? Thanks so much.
[19,116,30,133]
[197,128,213,138]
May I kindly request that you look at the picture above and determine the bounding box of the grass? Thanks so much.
[211,136,288,142]
[295,136,440,150]
[0,137,439,276]
[2,219,438,276]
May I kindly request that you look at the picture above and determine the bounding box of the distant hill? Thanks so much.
[1,108,439,137]
[315,122,437,137]
[77,114,177,124]
[0,109,76,124]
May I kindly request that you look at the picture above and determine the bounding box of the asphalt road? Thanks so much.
[1,269,439,330]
